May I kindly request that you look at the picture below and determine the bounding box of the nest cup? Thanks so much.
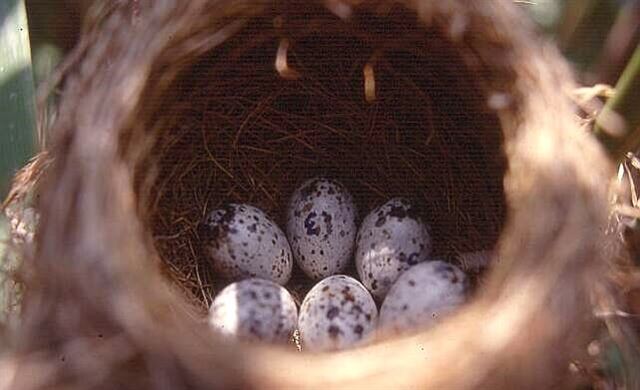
[149,3,507,306]
[1,0,617,389]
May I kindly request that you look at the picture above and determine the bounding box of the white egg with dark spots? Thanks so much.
[298,275,377,352]
[208,278,298,344]
[287,178,357,280]
[379,261,467,335]
[355,198,432,300]
[201,204,292,284]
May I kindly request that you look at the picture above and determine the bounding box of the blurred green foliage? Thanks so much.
[0,0,36,198]
[521,0,640,84]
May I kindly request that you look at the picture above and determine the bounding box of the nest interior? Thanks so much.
[145,4,506,309]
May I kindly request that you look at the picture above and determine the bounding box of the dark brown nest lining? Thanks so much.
[148,7,506,309]
[1,1,623,389]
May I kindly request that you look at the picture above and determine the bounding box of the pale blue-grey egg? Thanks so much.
[379,261,467,335]
[287,178,357,280]
[202,204,292,284]
[355,198,432,300]
[208,278,298,343]
[298,275,377,352]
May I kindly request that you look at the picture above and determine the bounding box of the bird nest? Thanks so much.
[0,0,627,389]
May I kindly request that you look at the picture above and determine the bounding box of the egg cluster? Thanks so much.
[201,177,475,352]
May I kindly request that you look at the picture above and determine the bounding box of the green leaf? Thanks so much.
[594,44,640,161]
[0,0,37,197]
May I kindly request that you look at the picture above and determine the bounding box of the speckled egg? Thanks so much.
[286,178,357,280]
[379,261,468,335]
[355,198,432,300]
[201,204,293,285]
[208,278,298,344]
[298,275,377,352]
